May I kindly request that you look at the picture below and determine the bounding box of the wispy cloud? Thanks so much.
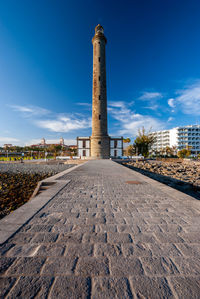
[108,101,164,136]
[174,80,200,115]
[168,98,175,108]
[10,105,50,117]
[36,115,91,133]
[139,92,163,100]
[76,102,91,107]
[167,117,174,122]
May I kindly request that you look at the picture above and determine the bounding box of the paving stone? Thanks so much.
[6,244,41,257]
[95,224,117,233]
[155,232,185,243]
[107,232,133,244]
[57,232,83,243]
[36,244,66,256]
[65,243,94,257]
[72,224,95,233]
[117,224,140,234]
[50,276,91,299]
[20,224,53,233]
[134,233,157,243]
[94,243,122,257]
[6,257,46,275]
[8,233,35,244]
[122,243,152,258]
[75,257,109,276]
[148,243,183,257]
[86,217,106,225]
[0,243,14,256]
[42,257,77,275]
[179,232,200,243]
[82,232,107,243]
[175,243,200,257]
[0,277,16,298]
[172,256,200,275]
[110,257,144,276]
[7,276,53,299]
[0,257,16,275]
[130,276,174,298]
[92,277,133,299]
[140,256,179,275]
[31,233,58,243]
[169,276,200,298]
[50,224,73,233]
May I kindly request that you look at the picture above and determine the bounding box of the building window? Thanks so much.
[99,114,101,120]
[99,76,101,81]
[98,141,101,145]
[98,42,100,44]
[83,140,86,148]
[114,140,117,148]
[83,150,86,157]
[99,95,101,100]
[99,57,100,62]
[114,150,117,157]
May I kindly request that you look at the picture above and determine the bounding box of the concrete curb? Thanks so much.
[0,162,87,245]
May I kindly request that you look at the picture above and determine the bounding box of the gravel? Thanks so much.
[0,163,74,175]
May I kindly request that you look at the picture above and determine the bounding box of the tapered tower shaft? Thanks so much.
[91,24,110,158]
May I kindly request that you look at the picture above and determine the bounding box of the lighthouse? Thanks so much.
[90,24,110,158]
[77,25,123,159]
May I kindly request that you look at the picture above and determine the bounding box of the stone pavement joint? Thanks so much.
[0,160,200,298]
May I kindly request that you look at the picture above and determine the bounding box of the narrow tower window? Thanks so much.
[99,95,101,100]
[99,114,101,120]
[98,57,100,62]
[99,76,101,81]
[98,141,101,145]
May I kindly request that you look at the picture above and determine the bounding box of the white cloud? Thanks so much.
[139,92,163,100]
[168,98,175,108]
[108,101,164,136]
[0,137,20,146]
[143,104,159,111]
[76,102,91,107]
[167,117,174,122]
[174,81,200,115]
[36,115,91,133]
[10,105,50,117]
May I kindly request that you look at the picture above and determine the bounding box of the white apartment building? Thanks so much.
[150,125,200,155]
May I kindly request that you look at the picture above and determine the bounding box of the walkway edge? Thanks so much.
[0,162,87,245]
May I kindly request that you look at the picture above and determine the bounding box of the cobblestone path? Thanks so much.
[0,160,200,298]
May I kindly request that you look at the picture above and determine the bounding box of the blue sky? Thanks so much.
[1,0,200,146]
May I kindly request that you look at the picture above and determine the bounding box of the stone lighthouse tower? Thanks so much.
[90,24,110,158]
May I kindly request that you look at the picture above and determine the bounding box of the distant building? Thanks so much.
[30,137,68,149]
[150,125,200,155]
[3,144,13,148]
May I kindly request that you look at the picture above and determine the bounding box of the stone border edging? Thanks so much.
[0,162,87,245]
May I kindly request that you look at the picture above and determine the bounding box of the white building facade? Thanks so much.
[77,136,123,158]
[150,125,200,155]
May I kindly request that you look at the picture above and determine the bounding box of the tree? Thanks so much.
[123,138,131,144]
[177,148,191,158]
[165,146,174,157]
[133,127,156,158]
[124,145,134,156]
